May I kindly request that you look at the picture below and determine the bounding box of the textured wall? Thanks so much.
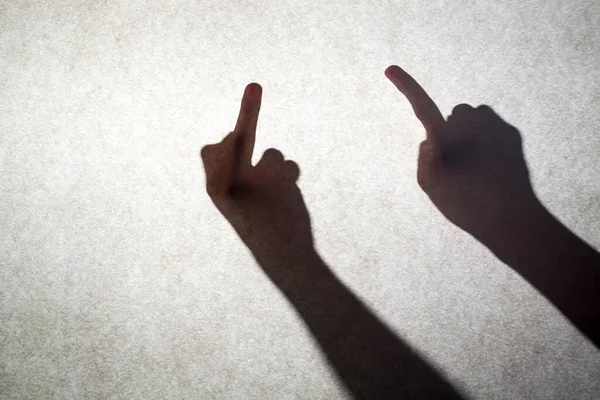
[1,0,599,398]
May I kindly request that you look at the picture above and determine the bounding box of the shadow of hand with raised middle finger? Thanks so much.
[386,65,600,348]
[200,82,463,399]
[201,84,315,285]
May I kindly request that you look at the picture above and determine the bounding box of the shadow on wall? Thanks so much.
[200,72,600,398]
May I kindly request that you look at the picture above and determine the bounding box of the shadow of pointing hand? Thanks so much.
[386,65,600,348]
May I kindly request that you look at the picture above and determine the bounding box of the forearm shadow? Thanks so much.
[431,106,600,348]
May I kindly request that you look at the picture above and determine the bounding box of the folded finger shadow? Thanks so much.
[256,148,301,183]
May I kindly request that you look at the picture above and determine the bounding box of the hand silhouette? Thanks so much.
[385,65,540,243]
[386,65,600,347]
[200,83,315,283]
[200,82,463,400]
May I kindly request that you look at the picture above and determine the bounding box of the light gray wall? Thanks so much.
[1,0,599,398]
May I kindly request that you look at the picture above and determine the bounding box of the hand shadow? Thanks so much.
[385,64,600,348]
[200,84,461,397]
[418,103,600,348]
[202,144,463,399]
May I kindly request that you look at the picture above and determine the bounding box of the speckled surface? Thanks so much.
[1,1,599,399]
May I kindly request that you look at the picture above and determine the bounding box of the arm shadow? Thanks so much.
[424,105,600,349]
[220,157,464,399]
[247,233,464,399]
